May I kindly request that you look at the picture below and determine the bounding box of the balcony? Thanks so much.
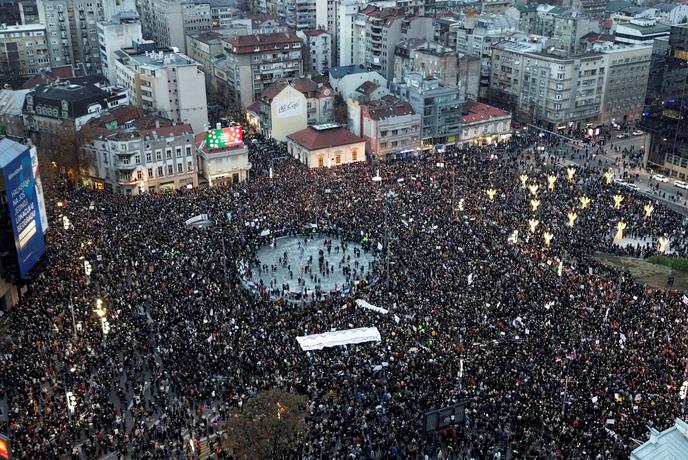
[115,162,137,171]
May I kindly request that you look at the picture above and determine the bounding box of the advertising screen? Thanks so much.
[0,432,9,459]
[205,126,243,149]
[3,147,45,278]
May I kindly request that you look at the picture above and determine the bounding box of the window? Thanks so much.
[146,152,152,162]
[136,170,143,180]
[177,163,183,173]
[166,148,172,159]
[156,150,162,161]
[185,146,192,156]
[352,150,357,161]
[187,161,193,172]
[167,165,173,175]
[176,147,182,158]
[318,155,324,167]
[335,153,341,164]
[158,166,163,176]
[148,168,153,178]
[135,154,141,164]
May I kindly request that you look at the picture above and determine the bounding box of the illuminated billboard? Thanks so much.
[206,126,243,149]
[1,142,45,278]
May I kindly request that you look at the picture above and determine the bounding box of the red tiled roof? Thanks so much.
[356,80,379,96]
[226,32,302,54]
[303,29,327,37]
[246,101,262,114]
[260,79,289,101]
[288,126,364,150]
[366,101,415,121]
[21,64,87,89]
[461,101,509,124]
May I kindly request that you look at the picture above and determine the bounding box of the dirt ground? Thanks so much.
[594,253,688,292]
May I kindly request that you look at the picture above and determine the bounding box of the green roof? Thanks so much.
[515,4,537,13]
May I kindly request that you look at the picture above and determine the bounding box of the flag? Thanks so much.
[683,294,688,306]
[565,351,577,360]
[377,242,383,251]
[467,273,474,285]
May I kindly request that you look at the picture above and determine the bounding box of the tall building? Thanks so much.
[114,46,208,133]
[85,105,198,194]
[0,23,51,83]
[36,0,136,73]
[137,0,211,53]
[97,11,143,84]
[222,32,305,109]
[391,72,463,149]
[0,0,39,25]
[297,29,331,74]
[599,44,652,124]
[286,0,317,31]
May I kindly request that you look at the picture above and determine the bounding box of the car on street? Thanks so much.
[616,133,629,139]
[613,178,627,186]
[632,130,644,136]
[624,182,639,191]
[652,174,669,183]
[675,180,688,190]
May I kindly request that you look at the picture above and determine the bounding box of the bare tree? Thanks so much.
[36,124,97,190]
[224,389,308,459]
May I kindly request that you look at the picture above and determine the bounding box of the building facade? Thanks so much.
[287,124,366,168]
[459,101,511,146]
[86,107,198,194]
[297,29,331,75]
[0,23,51,83]
[23,79,127,134]
[195,130,251,186]
[357,96,421,159]
[97,12,143,84]
[36,0,136,73]
[137,0,212,53]
[115,47,208,133]
[247,81,308,143]
[223,32,305,109]
[391,72,463,148]
[599,45,652,124]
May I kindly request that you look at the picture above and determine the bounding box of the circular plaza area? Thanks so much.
[240,233,377,302]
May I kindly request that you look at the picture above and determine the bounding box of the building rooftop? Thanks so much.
[461,101,509,124]
[631,418,688,460]
[0,89,31,117]
[356,81,380,96]
[29,81,112,102]
[302,29,328,37]
[288,126,364,150]
[0,136,28,169]
[655,3,680,13]
[259,79,290,102]
[87,106,192,140]
[226,32,302,54]
[116,49,199,69]
[329,64,368,79]
[0,23,45,34]
[22,64,89,89]
[617,22,671,35]
[365,99,415,121]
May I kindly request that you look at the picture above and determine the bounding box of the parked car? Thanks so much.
[652,174,669,183]
[613,178,627,186]
[675,180,688,190]
[632,130,644,136]
[624,182,639,190]
[616,133,629,139]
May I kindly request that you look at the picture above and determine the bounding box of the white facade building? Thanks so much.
[195,132,251,186]
[97,12,143,84]
[115,47,208,133]
[297,29,331,74]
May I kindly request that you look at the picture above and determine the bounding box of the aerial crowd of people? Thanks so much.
[1,129,688,459]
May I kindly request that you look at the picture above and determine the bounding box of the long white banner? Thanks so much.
[296,327,381,351]
[355,299,388,314]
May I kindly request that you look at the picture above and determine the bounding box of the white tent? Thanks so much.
[296,327,381,351]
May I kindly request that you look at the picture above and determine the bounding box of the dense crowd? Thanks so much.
[1,130,688,459]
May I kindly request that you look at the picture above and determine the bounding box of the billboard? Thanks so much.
[2,147,45,278]
[276,96,304,119]
[0,433,9,460]
[206,126,243,149]
[28,145,48,233]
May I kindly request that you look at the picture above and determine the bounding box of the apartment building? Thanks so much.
[459,101,511,146]
[297,29,331,74]
[97,11,143,84]
[36,0,135,73]
[222,32,304,109]
[85,106,198,194]
[0,0,39,26]
[286,0,317,31]
[137,0,211,53]
[599,44,652,124]
[391,72,463,149]
[0,23,50,82]
[115,46,208,133]
[351,96,421,159]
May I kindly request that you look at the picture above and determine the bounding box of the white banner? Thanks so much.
[185,214,209,227]
[355,299,388,315]
[296,327,381,351]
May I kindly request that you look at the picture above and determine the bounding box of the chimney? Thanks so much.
[216,122,221,129]
[155,119,160,128]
